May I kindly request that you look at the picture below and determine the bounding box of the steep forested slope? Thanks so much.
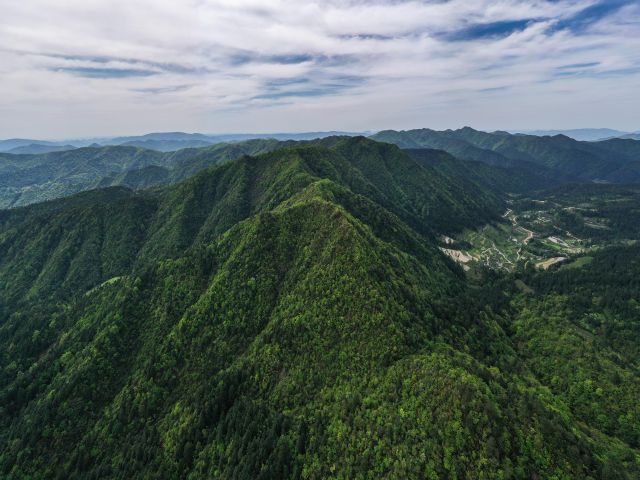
[406,148,553,193]
[0,138,501,305]
[515,245,640,453]
[0,137,638,479]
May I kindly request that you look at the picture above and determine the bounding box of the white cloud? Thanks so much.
[0,0,638,138]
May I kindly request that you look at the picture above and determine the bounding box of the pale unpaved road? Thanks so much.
[504,209,534,244]
[536,256,568,270]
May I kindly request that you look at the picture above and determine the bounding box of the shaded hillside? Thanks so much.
[406,148,554,193]
[372,127,640,184]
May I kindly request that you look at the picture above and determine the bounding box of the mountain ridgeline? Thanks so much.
[0,131,365,155]
[0,139,282,209]
[0,138,499,305]
[0,136,639,479]
[372,127,640,185]
[4,127,640,209]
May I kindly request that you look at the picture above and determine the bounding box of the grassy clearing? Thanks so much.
[560,256,594,270]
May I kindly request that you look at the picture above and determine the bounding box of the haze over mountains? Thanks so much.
[511,128,640,141]
[0,131,365,154]
[3,127,639,156]
[3,126,639,210]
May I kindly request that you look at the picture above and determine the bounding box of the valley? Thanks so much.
[441,185,640,274]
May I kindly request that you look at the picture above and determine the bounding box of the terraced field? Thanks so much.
[440,185,640,273]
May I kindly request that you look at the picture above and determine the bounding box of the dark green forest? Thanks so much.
[1,136,639,479]
[373,127,640,183]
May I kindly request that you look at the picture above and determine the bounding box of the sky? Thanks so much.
[1,0,639,139]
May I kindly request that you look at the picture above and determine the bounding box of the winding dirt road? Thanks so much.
[504,209,534,244]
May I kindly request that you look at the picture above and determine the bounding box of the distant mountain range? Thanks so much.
[0,138,61,151]
[618,133,640,141]
[0,139,284,208]
[5,143,78,155]
[2,127,639,209]
[371,127,640,184]
[0,131,365,153]
[511,128,639,141]
[2,129,637,153]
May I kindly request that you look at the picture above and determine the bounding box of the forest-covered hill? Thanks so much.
[0,137,639,479]
[372,127,640,183]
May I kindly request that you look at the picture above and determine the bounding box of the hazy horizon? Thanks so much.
[2,126,639,143]
[2,0,639,138]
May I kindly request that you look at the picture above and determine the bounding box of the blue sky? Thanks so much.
[0,0,639,138]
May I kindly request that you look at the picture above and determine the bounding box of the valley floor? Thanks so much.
[440,187,640,275]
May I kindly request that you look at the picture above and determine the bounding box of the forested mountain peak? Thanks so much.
[1,135,639,479]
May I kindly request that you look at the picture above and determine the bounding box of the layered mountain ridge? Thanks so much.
[1,137,639,479]
[372,127,640,183]
[3,127,640,210]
